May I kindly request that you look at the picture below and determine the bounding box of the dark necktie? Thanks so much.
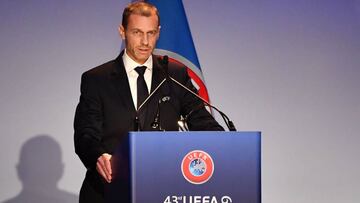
[135,66,149,110]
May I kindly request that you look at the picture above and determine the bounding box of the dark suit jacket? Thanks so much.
[74,51,223,202]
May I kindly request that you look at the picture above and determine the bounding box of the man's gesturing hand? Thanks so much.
[96,153,112,183]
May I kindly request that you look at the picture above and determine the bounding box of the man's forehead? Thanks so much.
[126,14,159,29]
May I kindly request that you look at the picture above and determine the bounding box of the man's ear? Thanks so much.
[118,25,126,40]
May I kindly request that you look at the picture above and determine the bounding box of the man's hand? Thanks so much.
[96,153,112,183]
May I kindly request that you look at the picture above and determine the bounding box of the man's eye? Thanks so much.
[132,31,141,36]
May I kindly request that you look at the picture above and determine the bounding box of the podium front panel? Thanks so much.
[125,131,261,203]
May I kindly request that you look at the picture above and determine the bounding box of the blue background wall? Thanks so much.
[1,0,359,202]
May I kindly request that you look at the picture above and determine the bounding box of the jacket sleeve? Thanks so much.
[178,68,225,131]
[74,72,107,170]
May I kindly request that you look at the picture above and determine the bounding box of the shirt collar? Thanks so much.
[123,49,153,74]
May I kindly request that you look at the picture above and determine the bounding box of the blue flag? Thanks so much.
[146,0,211,102]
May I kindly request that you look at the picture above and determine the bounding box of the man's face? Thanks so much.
[119,14,160,64]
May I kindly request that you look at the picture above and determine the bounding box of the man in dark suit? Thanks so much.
[74,2,223,202]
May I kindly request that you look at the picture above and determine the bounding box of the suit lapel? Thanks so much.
[110,52,137,116]
[150,55,165,92]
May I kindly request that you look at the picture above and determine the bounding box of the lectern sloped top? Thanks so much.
[106,131,261,203]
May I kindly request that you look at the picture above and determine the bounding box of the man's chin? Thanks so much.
[135,54,151,63]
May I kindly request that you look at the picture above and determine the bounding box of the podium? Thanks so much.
[106,131,261,203]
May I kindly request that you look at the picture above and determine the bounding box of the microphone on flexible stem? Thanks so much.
[150,55,172,131]
[160,55,237,131]
[172,76,236,131]
[134,78,167,131]
[151,96,171,130]
[162,55,169,78]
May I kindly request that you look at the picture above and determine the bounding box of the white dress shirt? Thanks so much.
[122,50,153,109]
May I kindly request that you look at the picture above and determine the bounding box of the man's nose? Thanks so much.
[141,34,149,45]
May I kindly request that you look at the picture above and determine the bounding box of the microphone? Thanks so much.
[162,55,169,76]
[151,96,171,130]
[134,78,167,131]
[161,55,237,131]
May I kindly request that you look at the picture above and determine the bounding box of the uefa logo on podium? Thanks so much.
[181,150,214,184]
